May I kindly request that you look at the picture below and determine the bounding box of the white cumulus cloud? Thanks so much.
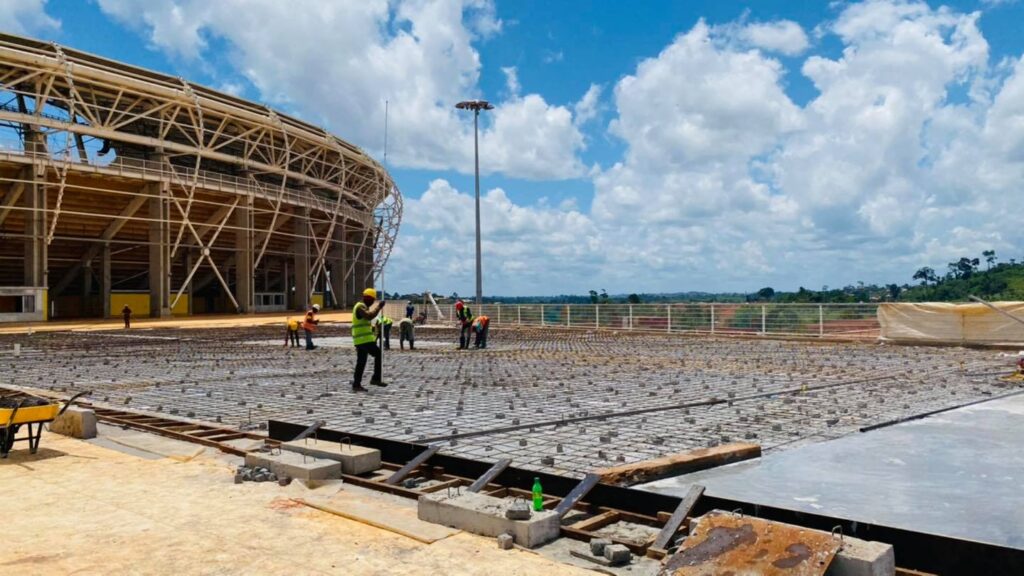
[96,0,588,180]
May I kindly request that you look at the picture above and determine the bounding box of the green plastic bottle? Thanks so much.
[532,477,544,511]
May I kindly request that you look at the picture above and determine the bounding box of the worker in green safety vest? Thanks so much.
[374,314,394,350]
[351,288,386,392]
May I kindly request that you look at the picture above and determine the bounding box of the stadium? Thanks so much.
[0,33,401,322]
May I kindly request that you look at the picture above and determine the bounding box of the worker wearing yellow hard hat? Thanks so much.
[351,287,386,392]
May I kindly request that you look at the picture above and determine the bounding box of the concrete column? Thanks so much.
[148,183,171,317]
[82,264,93,316]
[101,244,111,319]
[23,132,47,291]
[329,221,346,309]
[184,250,193,315]
[234,198,254,314]
[292,208,310,310]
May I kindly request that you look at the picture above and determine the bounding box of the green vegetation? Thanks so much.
[403,251,1024,304]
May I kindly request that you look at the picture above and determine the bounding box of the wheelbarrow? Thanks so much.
[0,392,61,458]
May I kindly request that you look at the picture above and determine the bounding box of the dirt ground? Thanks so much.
[1,428,590,575]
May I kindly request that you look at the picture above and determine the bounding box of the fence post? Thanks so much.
[566,305,571,328]
[541,304,545,327]
[667,304,672,333]
[761,305,767,335]
[629,304,633,331]
[819,304,824,337]
[518,305,521,325]
[710,304,715,334]
[497,304,501,324]
[595,304,600,329]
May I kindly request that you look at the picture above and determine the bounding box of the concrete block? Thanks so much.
[826,538,895,576]
[590,538,611,556]
[281,440,381,475]
[417,491,560,548]
[604,543,631,565]
[245,451,342,482]
[49,407,97,439]
[497,533,514,550]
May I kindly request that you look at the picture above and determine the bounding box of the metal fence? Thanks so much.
[423,302,880,340]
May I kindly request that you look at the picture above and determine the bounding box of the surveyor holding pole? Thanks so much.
[351,288,386,392]
[455,300,474,350]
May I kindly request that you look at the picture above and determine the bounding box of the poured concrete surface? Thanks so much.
[642,393,1024,550]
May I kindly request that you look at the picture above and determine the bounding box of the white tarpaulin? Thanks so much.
[878,302,1024,345]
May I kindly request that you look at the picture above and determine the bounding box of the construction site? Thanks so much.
[2,31,1024,576]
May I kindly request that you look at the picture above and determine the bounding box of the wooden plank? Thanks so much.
[467,458,511,492]
[419,479,464,493]
[568,510,619,533]
[595,443,761,487]
[293,497,459,544]
[652,484,704,550]
[554,472,601,517]
[385,445,440,485]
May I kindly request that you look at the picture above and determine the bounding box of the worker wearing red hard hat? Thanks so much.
[455,300,474,350]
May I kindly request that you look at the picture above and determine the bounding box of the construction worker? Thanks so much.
[302,304,321,350]
[1017,353,1024,374]
[284,317,300,348]
[351,288,386,392]
[456,300,474,350]
[473,314,490,349]
[122,305,132,329]
[398,316,415,350]
[406,302,415,319]
[375,314,393,350]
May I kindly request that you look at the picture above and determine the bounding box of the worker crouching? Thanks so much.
[374,315,393,350]
[398,317,415,350]
[351,288,387,392]
[473,315,490,349]
[284,317,300,348]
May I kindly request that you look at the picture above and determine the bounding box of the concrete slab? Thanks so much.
[49,406,97,439]
[418,491,560,548]
[281,439,381,475]
[642,394,1024,550]
[245,451,342,481]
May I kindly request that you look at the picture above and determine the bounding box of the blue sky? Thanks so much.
[6,0,1024,296]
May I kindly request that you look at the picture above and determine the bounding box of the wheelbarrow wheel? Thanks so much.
[0,424,17,458]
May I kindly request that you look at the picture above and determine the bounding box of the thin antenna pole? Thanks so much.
[380,99,388,384]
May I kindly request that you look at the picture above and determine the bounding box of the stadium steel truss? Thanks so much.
[0,33,401,321]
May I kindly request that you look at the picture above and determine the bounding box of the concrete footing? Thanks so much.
[244,451,342,481]
[827,538,895,576]
[50,407,97,439]
[281,440,381,475]
[417,491,560,548]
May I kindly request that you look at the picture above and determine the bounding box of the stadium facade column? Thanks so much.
[147,180,171,318]
[235,194,254,314]
[329,221,346,309]
[292,207,310,310]
[22,130,47,318]
[100,243,111,319]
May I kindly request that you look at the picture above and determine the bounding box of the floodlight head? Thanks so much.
[455,100,494,111]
